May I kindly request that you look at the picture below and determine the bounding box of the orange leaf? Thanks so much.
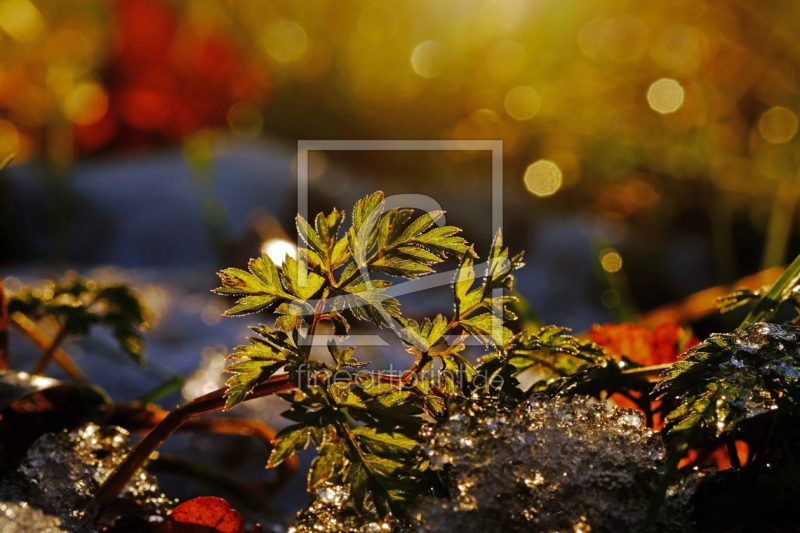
[158,497,244,533]
[590,321,697,366]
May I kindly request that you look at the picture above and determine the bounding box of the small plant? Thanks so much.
[211,191,612,515]
[5,187,800,531]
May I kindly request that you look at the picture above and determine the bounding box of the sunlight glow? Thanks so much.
[262,238,297,264]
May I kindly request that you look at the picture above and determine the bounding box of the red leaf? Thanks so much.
[158,497,244,533]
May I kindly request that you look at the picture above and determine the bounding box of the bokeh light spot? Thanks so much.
[579,18,612,60]
[0,0,44,43]
[0,119,20,155]
[358,3,399,42]
[759,106,798,144]
[227,102,263,138]
[524,160,562,197]
[504,86,540,121]
[64,82,108,125]
[600,249,623,272]
[647,78,684,114]
[411,41,445,78]
[264,19,308,63]
[262,238,297,265]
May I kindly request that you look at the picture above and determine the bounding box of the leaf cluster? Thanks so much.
[655,322,800,457]
[214,191,610,517]
[476,325,608,404]
[7,276,149,363]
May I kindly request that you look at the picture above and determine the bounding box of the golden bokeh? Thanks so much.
[63,82,108,125]
[600,249,623,272]
[411,41,445,78]
[264,19,308,63]
[759,106,798,144]
[524,160,562,197]
[647,78,684,114]
[505,86,541,121]
[0,0,44,43]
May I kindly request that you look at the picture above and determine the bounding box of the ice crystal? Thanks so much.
[414,396,696,533]
[0,423,173,532]
[289,397,697,533]
[0,501,68,532]
[291,483,397,533]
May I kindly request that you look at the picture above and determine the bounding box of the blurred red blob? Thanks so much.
[75,0,270,153]
[590,321,699,367]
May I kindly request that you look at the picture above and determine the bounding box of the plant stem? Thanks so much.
[108,403,298,489]
[97,374,297,505]
[10,313,88,382]
[302,299,328,360]
[31,323,68,375]
[0,276,8,370]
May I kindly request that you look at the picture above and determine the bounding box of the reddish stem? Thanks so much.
[108,403,299,493]
[97,374,297,504]
[10,313,88,382]
[31,323,68,375]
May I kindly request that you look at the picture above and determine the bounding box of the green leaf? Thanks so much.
[268,423,313,468]
[370,255,434,278]
[460,313,513,346]
[224,330,292,409]
[280,255,326,300]
[367,211,469,280]
[352,192,385,235]
[275,301,308,332]
[349,193,386,264]
[656,323,800,455]
[8,277,150,365]
[327,341,367,370]
[346,458,370,508]
[296,215,325,256]
[216,253,291,315]
[375,390,413,407]
[392,211,443,245]
[297,210,350,276]
[309,442,346,488]
[454,253,482,319]
[331,269,400,327]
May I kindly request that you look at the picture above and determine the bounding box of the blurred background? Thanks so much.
[1,0,799,523]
